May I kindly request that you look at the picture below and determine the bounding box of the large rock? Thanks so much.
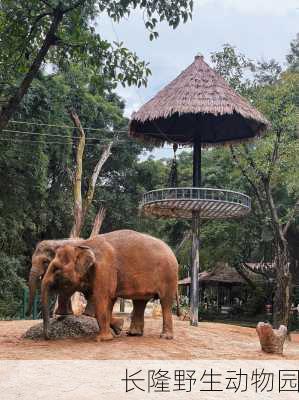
[24,315,99,340]
[256,322,288,354]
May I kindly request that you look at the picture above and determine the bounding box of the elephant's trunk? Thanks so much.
[41,280,51,340]
[27,268,43,316]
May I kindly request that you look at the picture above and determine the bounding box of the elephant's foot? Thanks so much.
[128,326,144,336]
[96,332,114,342]
[160,332,173,340]
[111,318,124,336]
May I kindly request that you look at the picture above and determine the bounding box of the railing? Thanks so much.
[142,187,251,209]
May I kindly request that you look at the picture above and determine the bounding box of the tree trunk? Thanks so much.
[0,8,63,131]
[69,111,85,239]
[67,111,112,315]
[256,322,287,354]
[273,247,292,328]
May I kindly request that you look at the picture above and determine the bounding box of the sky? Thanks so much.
[98,0,299,159]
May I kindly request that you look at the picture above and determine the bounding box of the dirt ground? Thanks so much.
[1,316,299,360]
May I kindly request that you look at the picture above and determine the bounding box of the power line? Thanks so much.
[10,120,128,133]
[0,137,113,147]
[3,128,121,142]
[0,136,176,149]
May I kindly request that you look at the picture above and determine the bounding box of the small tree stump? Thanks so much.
[179,308,191,321]
[256,322,288,354]
[152,302,162,318]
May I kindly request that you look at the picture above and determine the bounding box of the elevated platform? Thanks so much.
[140,187,251,219]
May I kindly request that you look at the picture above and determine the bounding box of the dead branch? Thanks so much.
[83,142,112,216]
[89,207,106,238]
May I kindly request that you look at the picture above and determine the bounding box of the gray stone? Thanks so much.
[24,315,99,340]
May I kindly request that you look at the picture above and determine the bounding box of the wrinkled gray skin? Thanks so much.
[28,239,87,316]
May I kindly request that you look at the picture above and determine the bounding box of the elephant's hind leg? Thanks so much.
[160,297,174,340]
[128,300,147,336]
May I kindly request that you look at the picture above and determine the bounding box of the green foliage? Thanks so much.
[0,0,193,90]
[287,33,299,72]
[0,66,146,316]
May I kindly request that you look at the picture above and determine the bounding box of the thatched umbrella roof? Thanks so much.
[129,55,269,146]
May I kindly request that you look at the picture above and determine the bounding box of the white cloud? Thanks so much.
[97,1,298,158]
[199,0,299,16]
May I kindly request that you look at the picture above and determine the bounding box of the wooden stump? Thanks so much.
[152,302,162,318]
[256,322,287,354]
[179,308,191,321]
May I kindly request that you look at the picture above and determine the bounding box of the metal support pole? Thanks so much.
[191,210,200,325]
[190,134,202,326]
[120,298,125,312]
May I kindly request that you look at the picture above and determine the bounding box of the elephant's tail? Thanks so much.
[176,288,181,317]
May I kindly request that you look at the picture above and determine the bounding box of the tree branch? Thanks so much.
[266,129,282,181]
[230,145,266,213]
[0,6,64,131]
[69,110,85,238]
[82,142,113,216]
[62,0,87,14]
[263,178,287,248]
[174,231,191,256]
[89,207,106,238]
[283,199,299,236]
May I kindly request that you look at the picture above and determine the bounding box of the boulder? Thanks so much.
[23,315,99,340]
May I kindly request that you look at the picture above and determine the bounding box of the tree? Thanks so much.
[0,65,144,317]
[287,33,299,72]
[0,0,193,131]
[211,44,299,327]
[68,110,112,238]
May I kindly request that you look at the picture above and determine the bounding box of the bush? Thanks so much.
[0,253,25,318]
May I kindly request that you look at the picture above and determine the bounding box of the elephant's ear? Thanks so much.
[74,246,96,276]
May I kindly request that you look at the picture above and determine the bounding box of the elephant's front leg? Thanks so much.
[128,300,147,336]
[94,296,114,341]
[83,298,95,317]
[84,298,123,335]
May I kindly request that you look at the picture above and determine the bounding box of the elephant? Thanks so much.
[41,229,179,341]
[28,238,123,334]
[28,238,89,316]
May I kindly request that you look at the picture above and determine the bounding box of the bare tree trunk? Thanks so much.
[67,111,112,315]
[83,143,112,216]
[89,207,106,238]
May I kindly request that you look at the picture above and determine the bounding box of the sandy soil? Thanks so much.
[0,316,299,360]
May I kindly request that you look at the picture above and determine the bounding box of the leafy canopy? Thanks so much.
[0,0,193,88]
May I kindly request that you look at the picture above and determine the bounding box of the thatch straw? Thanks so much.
[178,262,246,285]
[129,55,270,146]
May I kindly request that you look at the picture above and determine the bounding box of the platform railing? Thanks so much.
[142,187,251,209]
